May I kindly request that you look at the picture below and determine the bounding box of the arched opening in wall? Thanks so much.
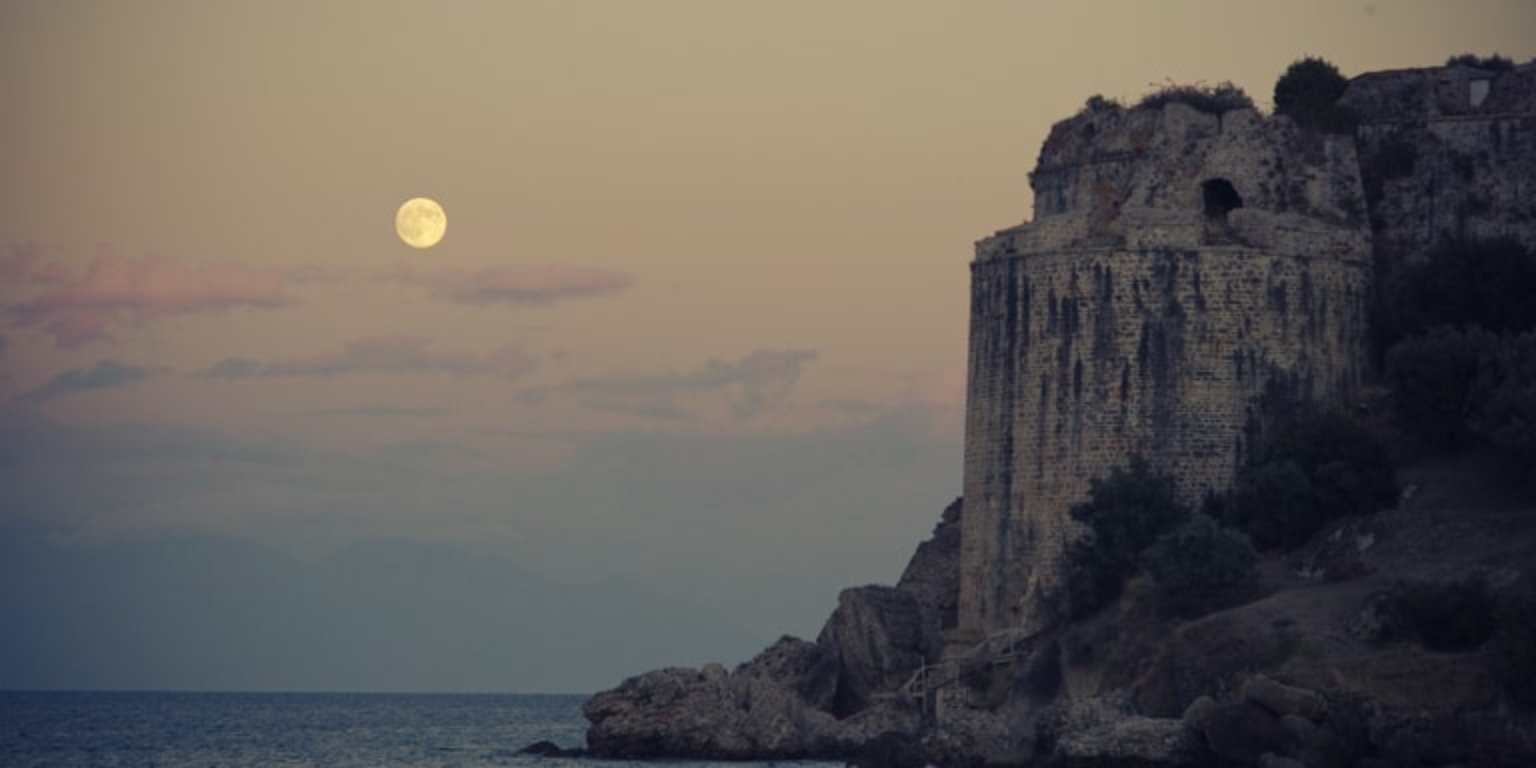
[1202,178,1244,220]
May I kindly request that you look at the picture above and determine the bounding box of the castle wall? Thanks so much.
[957,102,1374,638]
[958,246,1370,635]
[1343,64,1536,267]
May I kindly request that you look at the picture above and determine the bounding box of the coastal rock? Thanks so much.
[737,635,841,713]
[582,651,840,760]
[581,646,923,762]
[818,585,940,716]
[516,740,582,757]
[896,497,962,632]
[1052,715,1202,766]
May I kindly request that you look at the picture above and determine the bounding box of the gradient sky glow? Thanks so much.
[3,0,1534,692]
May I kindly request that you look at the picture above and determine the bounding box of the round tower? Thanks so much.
[958,102,1373,638]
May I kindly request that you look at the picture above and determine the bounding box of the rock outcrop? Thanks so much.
[583,638,841,759]
[582,499,962,760]
[818,585,940,716]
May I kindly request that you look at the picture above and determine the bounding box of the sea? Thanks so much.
[0,691,844,768]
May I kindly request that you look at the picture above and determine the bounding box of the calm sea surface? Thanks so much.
[0,691,842,768]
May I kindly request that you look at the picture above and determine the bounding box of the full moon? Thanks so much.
[395,197,447,249]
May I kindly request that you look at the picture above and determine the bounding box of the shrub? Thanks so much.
[1446,53,1515,71]
[1078,94,1124,116]
[1273,57,1356,133]
[1390,236,1536,339]
[1135,81,1254,116]
[1271,411,1398,519]
[1467,332,1536,464]
[1384,326,1495,448]
[1142,514,1259,619]
[1064,539,1127,619]
[1380,576,1499,650]
[1379,575,1498,651]
[1227,410,1397,552]
[1228,460,1322,551]
[1065,457,1191,617]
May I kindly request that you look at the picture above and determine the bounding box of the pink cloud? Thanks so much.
[7,244,299,348]
[527,348,817,419]
[201,335,537,379]
[384,264,633,305]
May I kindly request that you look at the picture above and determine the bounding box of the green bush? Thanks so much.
[1065,457,1191,617]
[1389,237,1536,339]
[1064,539,1127,619]
[1142,514,1259,619]
[1228,460,1322,551]
[1446,53,1515,71]
[1385,326,1495,448]
[1226,410,1397,552]
[1468,332,1536,464]
[1078,94,1124,116]
[1272,411,1398,519]
[1273,57,1356,133]
[1379,575,1498,652]
[1135,81,1254,116]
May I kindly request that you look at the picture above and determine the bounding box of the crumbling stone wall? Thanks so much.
[1343,63,1536,269]
[958,101,1372,638]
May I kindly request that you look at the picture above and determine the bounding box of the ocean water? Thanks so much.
[0,691,842,768]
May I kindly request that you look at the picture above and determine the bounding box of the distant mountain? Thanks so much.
[0,533,760,693]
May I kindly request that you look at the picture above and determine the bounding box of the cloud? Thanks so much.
[383,264,633,305]
[296,404,449,419]
[0,243,70,285]
[537,348,818,419]
[199,335,538,380]
[6,244,299,347]
[13,359,162,404]
[815,366,966,440]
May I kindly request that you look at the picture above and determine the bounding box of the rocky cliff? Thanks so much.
[582,498,962,761]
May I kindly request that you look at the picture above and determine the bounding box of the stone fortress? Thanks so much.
[957,61,1536,640]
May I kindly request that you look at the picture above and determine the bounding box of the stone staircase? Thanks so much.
[902,628,1033,715]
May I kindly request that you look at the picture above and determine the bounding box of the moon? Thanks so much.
[395,197,447,249]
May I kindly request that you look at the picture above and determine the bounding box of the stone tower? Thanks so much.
[957,102,1374,638]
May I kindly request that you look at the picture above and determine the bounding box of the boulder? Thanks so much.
[737,635,841,713]
[516,739,581,757]
[818,585,940,716]
[1243,674,1326,721]
[582,655,841,760]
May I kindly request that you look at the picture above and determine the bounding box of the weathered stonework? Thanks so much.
[959,102,1372,637]
[1343,64,1536,267]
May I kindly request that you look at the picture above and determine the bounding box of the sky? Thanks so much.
[2,0,1534,693]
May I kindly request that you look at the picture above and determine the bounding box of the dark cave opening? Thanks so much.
[1202,178,1244,219]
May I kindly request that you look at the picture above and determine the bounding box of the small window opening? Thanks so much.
[1202,178,1244,219]
[1470,79,1491,108]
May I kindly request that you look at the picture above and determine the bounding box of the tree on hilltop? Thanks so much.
[1274,57,1355,133]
